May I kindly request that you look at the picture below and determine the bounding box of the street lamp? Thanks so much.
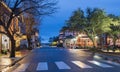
[79,34,82,37]
[95,36,98,39]
[95,36,99,47]
[71,38,77,49]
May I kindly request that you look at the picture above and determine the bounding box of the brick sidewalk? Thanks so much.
[0,50,31,71]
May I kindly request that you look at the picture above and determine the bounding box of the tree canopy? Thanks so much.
[62,7,120,48]
[66,8,85,31]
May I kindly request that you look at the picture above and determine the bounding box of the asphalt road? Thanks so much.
[7,47,120,72]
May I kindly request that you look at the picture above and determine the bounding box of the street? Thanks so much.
[7,47,120,72]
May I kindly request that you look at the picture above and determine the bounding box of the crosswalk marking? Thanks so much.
[36,62,48,71]
[55,61,71,69]
[12,60,119,72]
[102,60,120,66]
[72,61,92,68]
[89,60,113,68]
[13,63,29,72]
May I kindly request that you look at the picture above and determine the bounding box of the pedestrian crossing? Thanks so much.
[72,61,92,68]
[88,60,113,68]
[101,60,120,66]
[55,61,71,69]
[36,62,48,70]
[12,60,120,72]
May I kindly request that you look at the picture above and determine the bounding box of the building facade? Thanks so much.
[59,30,98,48]
[0,1,26,53]
[0,1,19,53]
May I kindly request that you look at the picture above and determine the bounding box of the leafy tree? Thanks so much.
[49,36,59,46]
[84,8,112,48]
[109,24,120,47]
[53,36,59,42]
[49,37,53,43]
[66,8,86,32]
[108,15,120,51]
[0,0,57,57]
[60,26,69,32]
[49,36,59,42]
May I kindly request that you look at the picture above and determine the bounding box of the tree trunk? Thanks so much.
[9,35,16,57]
[99,35,103,48]
[112,38,117,53]
[27,34,32,50]
[4,27,16,57]
[113,38,117,47]
[113,39,116,47]
[92,38,96,48]
[93,41,96,48]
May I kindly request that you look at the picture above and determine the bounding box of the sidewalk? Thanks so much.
[82,48,120,64]
[102,49,120,53]
[0,50,31,71]
[95,52,120,63]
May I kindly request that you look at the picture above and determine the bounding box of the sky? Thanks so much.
[40,0,120,43]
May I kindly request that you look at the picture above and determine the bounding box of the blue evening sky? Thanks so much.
[40,0,120,43]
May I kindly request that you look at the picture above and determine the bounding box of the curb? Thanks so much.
[1,50,32,72]
[95,53,120,63]
[10,55,26,66]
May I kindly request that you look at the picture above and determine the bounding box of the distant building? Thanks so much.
[58,30,78,48]
[76,32,96,47]
[59,29,98,48]
[30,28,40,48]
[59,28,120,49]
[0,1,32,54]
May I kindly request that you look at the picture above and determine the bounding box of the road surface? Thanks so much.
[7,47,120,72]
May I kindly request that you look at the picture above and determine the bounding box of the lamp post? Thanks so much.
[72,38,76,49]
[95,36,98,47]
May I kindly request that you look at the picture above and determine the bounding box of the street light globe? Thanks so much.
[73,38,76,41]
[95,36,98,39]
[79,34,82,37]
[17,16,20,18]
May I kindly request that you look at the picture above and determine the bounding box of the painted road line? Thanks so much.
[36,62,48,71]
[102,60,120,66]
[89,60,113,68]
[72,61,92,68]
[13,63,29,72]
[55,61,71,69]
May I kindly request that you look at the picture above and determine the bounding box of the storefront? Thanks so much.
[0,34,10,54]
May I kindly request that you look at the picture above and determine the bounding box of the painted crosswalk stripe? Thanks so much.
[13,63,29,72]
[55,61,71,69]
[89,60,113,68]
[36,62,48,71]
[102,60,120,66]
[72,61,92,68]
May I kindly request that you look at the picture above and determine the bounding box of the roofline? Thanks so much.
[0,1,12,13]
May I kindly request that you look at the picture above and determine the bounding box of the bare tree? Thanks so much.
[23,13,38,49]
[0,0,57,57]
